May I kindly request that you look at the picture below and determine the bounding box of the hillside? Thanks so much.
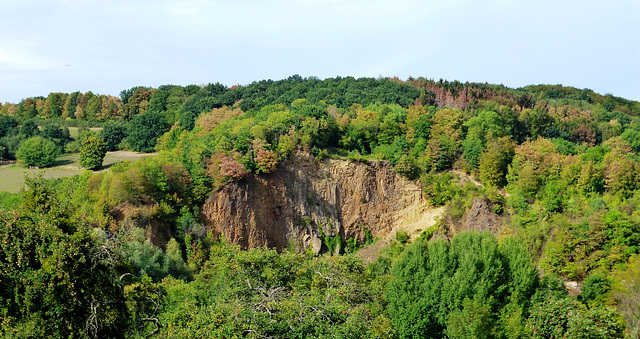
[1,76,640,338]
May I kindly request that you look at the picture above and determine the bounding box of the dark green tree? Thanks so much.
[100,120,128,151]
[0,115,19,138]
[386,232,538,338]
[0,134,23,159]
[40,123,71,149]
[19,119,39,138]
[126,112,169,152]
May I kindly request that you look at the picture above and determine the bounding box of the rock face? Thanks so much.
[459,198,504,234]
[200,153,432,252]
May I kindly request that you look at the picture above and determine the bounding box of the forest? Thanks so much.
[1,75,640,338]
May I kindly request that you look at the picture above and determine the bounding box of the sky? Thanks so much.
[1,0,638,103]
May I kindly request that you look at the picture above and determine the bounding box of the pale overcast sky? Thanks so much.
[1,0,638,103]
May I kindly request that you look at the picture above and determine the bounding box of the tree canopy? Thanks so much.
[79,133,107,169]
[127,112,169,152]
[15,136,59,167]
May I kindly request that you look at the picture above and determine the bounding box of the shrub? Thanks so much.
[423,172,460,206]
[396,231,409,244]
[15,136,59,167]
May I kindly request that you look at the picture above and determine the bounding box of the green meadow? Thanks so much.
[0,151,155,193]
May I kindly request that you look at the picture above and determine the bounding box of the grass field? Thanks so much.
[0,151,156,193]
[67,126,102,138]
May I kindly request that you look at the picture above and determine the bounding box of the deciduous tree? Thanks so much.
[127,112,169,152]
[16,136,59,167]
[100,120,128,151]
[79,133,107,170]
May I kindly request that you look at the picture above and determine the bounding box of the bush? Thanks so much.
[15,136,59,167]
[396,231,409,244]
[423,172,460,206]
[526,294,624,338]
[579,274,610,306]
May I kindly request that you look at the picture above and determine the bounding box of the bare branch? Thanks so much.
[140,318,161,337]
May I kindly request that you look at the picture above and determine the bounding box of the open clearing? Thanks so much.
[67,126,102,139]
[0,151,156,193]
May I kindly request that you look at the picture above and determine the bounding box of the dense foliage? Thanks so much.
[387,232,537,337]
[15,136,59,167]
[100,120,128,151]
[79,133,107,169]
[127,112,169,153]
[0,177,129,338]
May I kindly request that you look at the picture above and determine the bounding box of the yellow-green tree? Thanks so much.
[79,133,107,170]
[479,137,515,187]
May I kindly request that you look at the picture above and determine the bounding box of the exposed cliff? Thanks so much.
[200,153,439,253]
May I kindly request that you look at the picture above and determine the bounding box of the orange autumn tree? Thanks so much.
[251,138,278,173]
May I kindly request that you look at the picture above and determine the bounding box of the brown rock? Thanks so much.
[200,153,433,252]
[457,198,504,235]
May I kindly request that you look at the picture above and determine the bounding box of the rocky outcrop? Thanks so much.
[437,197,506,241]
[200,153,433,252]
[459,198,505,234]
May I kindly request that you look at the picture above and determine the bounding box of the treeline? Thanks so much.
[0,76,421,124]
[0,76,419,162]
[2,76,637,126]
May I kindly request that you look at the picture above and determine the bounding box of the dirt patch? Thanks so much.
[97,151,157,171]
[355,206,445,264]
[105,151,158,160]
[451,170,484,189]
